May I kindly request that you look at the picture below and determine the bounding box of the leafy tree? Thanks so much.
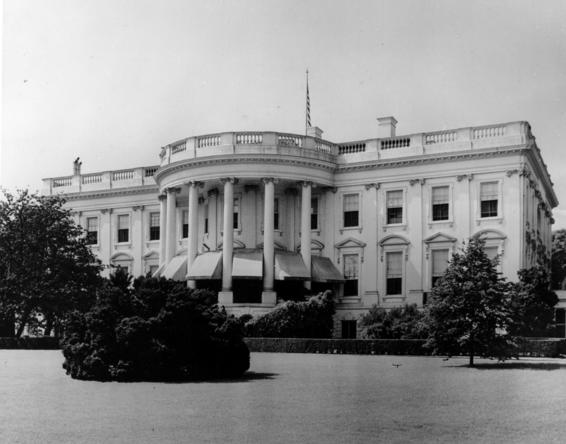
[360,304,427,339]
[61,271,249,381]
[551,229,566,289]
[510,266,558,337]
[0,190,102,337]
[423,239,515,366]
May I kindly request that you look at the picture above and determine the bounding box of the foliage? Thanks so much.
[244,291,335,338]
[360,304,427,339]
[423,239,516,366]
[509,266,558,337]
[551,229,566,289]
[0,190,102,337]
[60,272,249,381]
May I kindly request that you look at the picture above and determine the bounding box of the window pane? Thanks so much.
[343,194,359,212]
[481,200,498,217]
[343,255,359,278]
[182,210,188,224]
[386,278,402,295]
[387,207,403,224]
[480,182,498,200]
[150,213,160,227]
[87,217,98,232]
[432,203,449,221]
[386,190,403,207]
[118,229,129,243]
[386,252,402,277]
[432,186,449,204]
[344,211,359,227]
[343,280,358,297]
[432,249,449,276]
[118,215,129,229]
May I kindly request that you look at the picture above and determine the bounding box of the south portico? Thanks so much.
[155,174,340,308]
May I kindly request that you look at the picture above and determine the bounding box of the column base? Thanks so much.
[218,291,234,306]
[261,291,277,306]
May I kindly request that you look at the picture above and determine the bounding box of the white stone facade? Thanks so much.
[43,119,557,338]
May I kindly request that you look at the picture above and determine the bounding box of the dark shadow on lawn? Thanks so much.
[202,371,279,383]
[448,362,566,371]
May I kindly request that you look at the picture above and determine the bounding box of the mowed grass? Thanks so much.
[1,351,565,444]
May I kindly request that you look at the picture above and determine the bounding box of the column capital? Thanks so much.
[207,188,219,197]
[456,174,474,182]
[187,181,204,189]
[364,182,380,190]
[158,194,167,201]
[166,187,181,194]
[322,186,338,194]
[261,177,279,185]
[101,208,113,214]
[220,177,239,185]
[132,205,145,212]
[297,180,314,188]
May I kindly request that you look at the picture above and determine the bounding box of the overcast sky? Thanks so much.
[2,0,566,226]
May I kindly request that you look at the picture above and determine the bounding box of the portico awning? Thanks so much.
[275,251,310,281]
[311,256,345,283]
[186,251,222,280]
[161,255,187,281]
[232,249,263,279]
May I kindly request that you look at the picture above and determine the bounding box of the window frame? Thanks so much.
[85,216,99,246]
[430,248,450,289]
[384,188,406,226]
[478,180,502,221]
[342,253,360,297]
[342,192,361,230]
[181,209,189,239]
[149,212,160,241]
[385,251,403,296]
[116,213,130,244]
[430,184,452,223]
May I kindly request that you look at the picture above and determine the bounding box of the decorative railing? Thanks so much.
[277,134,303,147]
[144,167,158,177]
[380,138,411,149]
[424,131,456,144]
[236,132,263,144]
[197,135,221,148]
[171,142,186,154]
[315,139,334,153]
[338,143,366,154]
[112,170,135,181]
[82,174,102,184]
[473,125,506,139]
[52,177,72,188]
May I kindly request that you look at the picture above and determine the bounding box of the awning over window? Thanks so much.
[275,252,310,281]
[161,255,187,281]
[311,256,345,283]
[232,249,263,279]
[187,252,222,280]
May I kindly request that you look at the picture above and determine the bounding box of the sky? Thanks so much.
[2,0,566,226]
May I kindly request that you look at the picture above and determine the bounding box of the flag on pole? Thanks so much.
[305,69,311,134]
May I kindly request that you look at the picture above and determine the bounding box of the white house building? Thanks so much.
[43,118,557,338]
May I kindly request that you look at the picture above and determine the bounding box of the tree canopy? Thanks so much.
[0,189,102,337]
[424,239,515,366]
[551,229,566,290]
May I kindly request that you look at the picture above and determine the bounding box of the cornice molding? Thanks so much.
[59,185,159,201]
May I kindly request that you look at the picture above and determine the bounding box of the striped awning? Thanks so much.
[311,256,345,283]
[187,252,222,280]
[275,252,310,281]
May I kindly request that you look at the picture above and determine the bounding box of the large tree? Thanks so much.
[424,239,515,366]
[551,229,566,290]
[0,190,102,337]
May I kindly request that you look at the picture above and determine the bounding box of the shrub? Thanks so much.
[244,290,335,338]
[360,304,427,339]
[60,273,249,381]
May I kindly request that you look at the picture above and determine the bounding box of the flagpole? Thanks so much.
[305,69,310,135]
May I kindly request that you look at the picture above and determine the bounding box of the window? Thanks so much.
[431,249,449,287]
[432,186,449,221]
[386,251,403,295]
[274,198,280,230]
[204,204,209,234]
[341,320,357,339]
[386,190,403,224]
[343,254,359,296]
[182,210,189,238]
[343,194,359,228]
[480,182,498,218]
[86,217,98,245]
[233,197,240,230]
[117,215,129,243]
[149,212,160,241]
[311,197,318,230]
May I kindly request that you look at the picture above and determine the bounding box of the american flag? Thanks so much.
[305,69,311,133]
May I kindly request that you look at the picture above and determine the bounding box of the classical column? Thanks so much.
[186,181,201,288]
[165,187,179,264]
[300,181,312,289]
[221,178,237,294]
[262,178,277,304]
[158,195,167,267]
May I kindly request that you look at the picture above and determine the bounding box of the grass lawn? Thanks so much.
[1,351,565,443]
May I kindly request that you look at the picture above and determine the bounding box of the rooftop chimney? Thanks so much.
[377,116,397,138]
[306,126,323,139]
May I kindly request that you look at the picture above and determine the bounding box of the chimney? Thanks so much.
[377,116,397,138]
[306,126,323,139]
